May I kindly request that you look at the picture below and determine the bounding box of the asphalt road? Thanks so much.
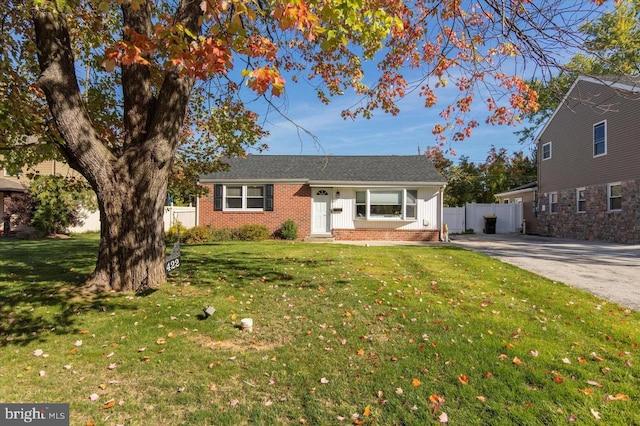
[450,233,640,311]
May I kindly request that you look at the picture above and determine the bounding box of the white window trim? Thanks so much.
[576,187,586,213]
[608,182,622,212]
[542,142,552,160]
[355,188,418,221]
[593,120,607,158]
[549,192,558,214]
[223,184,265,211]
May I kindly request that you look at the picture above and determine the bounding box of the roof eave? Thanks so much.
[496,186,538,198]
[309,180,447,187]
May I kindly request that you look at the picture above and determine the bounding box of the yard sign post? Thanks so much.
[165,213,181,282]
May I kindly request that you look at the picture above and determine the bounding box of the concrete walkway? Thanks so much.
[449,233,640,311]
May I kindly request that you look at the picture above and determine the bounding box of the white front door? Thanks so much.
[312,188,331,234]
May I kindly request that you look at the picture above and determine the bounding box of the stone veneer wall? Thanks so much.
[537,178,640,243]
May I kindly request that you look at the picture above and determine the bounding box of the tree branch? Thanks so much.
[143,0,202,167]
[121,1,154,147]
[32,5,114,187]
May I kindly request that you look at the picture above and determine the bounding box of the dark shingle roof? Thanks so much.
[200,155,445,185]
[0,178,26,193]
[592,75,640,91]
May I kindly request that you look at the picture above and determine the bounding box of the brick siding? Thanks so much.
[333,228,440,242]
[199,183,311,238]
[199,183,442,242]
[537,178,640,243]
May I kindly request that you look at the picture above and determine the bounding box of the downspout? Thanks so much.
[439,185,446,242]
[195,179,200,227]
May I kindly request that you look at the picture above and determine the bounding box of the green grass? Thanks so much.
[1,234,639,425]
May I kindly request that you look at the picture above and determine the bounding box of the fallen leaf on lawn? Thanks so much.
[512,357,522,365]
[458,374,469,385]
[590,408,601,420]
[102,399,116,409]
[156,338,166,345]
[604,393,629,402]
[106,352,114,358]
[264,400,273,406]
[357,349,365,356]
[484,372,493,378]
[167,332,175,338]
[363,405,371,417]
[411,378,421,387]
[98,383,107,390]
[107,363,117,370]
[86,420,96,426]
[498,354,508,360]
[89,393,99,402]
[33,349,44,357]
[586,380,603,388]
[579,388,594,396]
[529,350,539,357]
[578,357,588,364]
[591,352,604,362]
[439,412,449,423]
[138,347,146,352]
[562,358,571,364]
[79,330,89,334]
[230,399,240,407]
[554,375,564,384]
[75,340,83,347]
[320,377,329,384]
[39,370,46,377]
[70,348,78,355]
[208,384,218,391]
[476,396,486,403]
[429,394,445,413]
[395,388,403,395]
[567,414,577,422]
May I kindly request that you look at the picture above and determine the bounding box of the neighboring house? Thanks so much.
[1,158,83,233]
[536,75,640,243]
[495,182,538,234]
[198,155,447,241]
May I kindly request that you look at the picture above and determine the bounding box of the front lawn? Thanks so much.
[1,234,638,425]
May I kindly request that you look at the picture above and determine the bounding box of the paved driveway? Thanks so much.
[450,233,640,311]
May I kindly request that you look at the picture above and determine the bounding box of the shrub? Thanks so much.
[165,222,187,244]
[278,219,298,240]
[28,175,96,235]
[234,224,270,241]
[182,226,214,244]
[4,193,35,227]
[210,227,234,242]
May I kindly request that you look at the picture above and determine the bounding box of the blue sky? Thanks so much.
[251,76,538,165]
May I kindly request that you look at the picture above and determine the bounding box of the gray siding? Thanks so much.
[538,79,640,194]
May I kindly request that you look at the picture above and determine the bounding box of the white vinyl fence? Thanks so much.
[444,203,523,234]
[68,205,196,233]
[163,205,196,229]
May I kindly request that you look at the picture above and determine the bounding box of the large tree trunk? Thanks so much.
[32,3,201,292]
[86,160,170,292]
